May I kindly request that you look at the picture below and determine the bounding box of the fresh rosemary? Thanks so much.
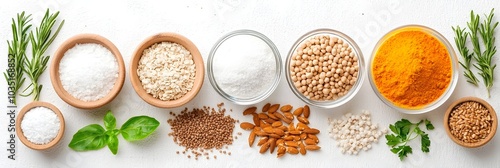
[3,12,32,105]
[22,9,64,101]
[452,26,479,86]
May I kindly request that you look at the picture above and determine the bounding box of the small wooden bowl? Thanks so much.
[50,34,126,109]
[16,101,65,150]
[130,33,204,108]
[444,97,497,148]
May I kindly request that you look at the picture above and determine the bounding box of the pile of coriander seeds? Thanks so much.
[290,35,359,101]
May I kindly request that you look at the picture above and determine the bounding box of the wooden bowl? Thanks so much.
[16,101,65,150]
[130,33,204,108]
[444,97,497,148]
[50,34,126,109]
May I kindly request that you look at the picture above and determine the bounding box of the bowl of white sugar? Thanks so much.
[207,30,282,105]
[130,33,204,108]
[50,34,126,109]
[16,101,65,150]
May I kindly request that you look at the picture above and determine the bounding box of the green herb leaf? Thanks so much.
[414,126,424,135]
[107,135,119,155]
[389,124,398,134]
[68,124,107,151]
[385,134,401,147]
[425,119,434,130]
[120,116,160,141]
[421,133,431,153]
[104,111,116,130]
[394,145,412,161]
[395,119,412,139]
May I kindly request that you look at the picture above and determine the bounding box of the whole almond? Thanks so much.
[283,135,294,141]
[280,105,293,112]
[284,112,294,120]
[304,138,317,145]
[296,122,310,131]
[268,112,279,120]
[272,121,283,127]
[269,104,280,113]
[263,127,275,134]
[289,130,301,135]
[269,138,277,154]
[297,116,310,124]
[262,103,271,112]
[288,122,296,131]
[260,142,270,153]
[293,135,301,141]
[240,122,255,130]
[273,128,285,136]
[286,147,299,154]
[258,137,269,146]
[268,134,281,139]
[299,141,306,155]
[277,138,285,146]
[252,114,260,127]
[285,141,299,147]
[305,145,321,151]
[300,133,307,140]
[258,113,269,119]
[249,130,256,147]
[308,134,319,143]
[243,107,257,115]
[260,120,271,128]
[255,130,267,136]
[277,125,288,132]
[264,118,277,125]
[303,105,310,118]
[293,107,304,116]
[303,128,320,134]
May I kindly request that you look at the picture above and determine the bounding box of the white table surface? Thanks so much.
[1,0,499,167]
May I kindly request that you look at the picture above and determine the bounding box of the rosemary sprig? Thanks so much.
[470,9,498,98]
[452,26,479,86]
[22,9,64,101]
[3,12,32,105]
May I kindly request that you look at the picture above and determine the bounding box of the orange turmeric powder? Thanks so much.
[372,30,452,109]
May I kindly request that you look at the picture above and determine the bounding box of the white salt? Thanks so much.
[212,35,276,99]
[21,107,60,145]
[59,43,118,102]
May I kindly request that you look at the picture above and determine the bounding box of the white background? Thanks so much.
[1,0,499,167]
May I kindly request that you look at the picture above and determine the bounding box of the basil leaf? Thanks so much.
[120,116,159,141]
[104,111,116,130]
[107,135,119,155]
[69,124,107,151]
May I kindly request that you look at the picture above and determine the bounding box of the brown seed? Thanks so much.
[293,107,304,116]
[260,142,270,153]
[258,137,269,146]
[258,113,269,119]
[274,128,285,136]
[248,130,256,147]
[297,116,310,124]
[280,105,293,112]
[264,118,277,124]
[300,133,307,140]
[268,112,279,120]
[293,135,301,141]
[272,121,283,127]
[305,145,321,151]
[255,130,267,136]
[304,138,317,145]
[277,146,286,158]
[276,138,285,146]
[240,122,255,130]
[283,135,294,141]
[286,147,299,154]
[260,120,270,128]
[252,114,260,127]
[285,141,299,147]
[263,127,275,134]
[284,112,294,120]
[262,103,271,112]
[303,128,320,134]
[289,130,301,135]
[243,107,257,115]
[289,122,296,131]
[299,141,306,155]
[296,122,310,131]
[269,104,280,113]
[269,138,277,154]
[268,134,281,139]
[308,134,319,143]
[277,125,288,132]
[303,105,310,118]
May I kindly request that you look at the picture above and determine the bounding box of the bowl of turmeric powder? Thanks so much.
[368,25,459,114]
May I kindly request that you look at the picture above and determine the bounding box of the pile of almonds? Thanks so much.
[240,103,320,158]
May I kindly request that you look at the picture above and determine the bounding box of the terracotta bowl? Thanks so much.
[130,33,204,108]
[16,101,65,150]
[50,34,126,109]
[444,97,497,148]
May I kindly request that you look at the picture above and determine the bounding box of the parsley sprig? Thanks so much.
[385,119,434,161]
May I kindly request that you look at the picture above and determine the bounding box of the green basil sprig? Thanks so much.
[69,111,160,155]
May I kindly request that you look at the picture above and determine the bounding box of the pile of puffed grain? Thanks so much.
[168,103,241,160]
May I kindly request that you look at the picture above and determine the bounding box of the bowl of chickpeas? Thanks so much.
[285,29,365,108]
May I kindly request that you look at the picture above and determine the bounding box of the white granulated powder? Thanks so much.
[213,35,276,99]
[59,43,118,102]
[21,107,60,145]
